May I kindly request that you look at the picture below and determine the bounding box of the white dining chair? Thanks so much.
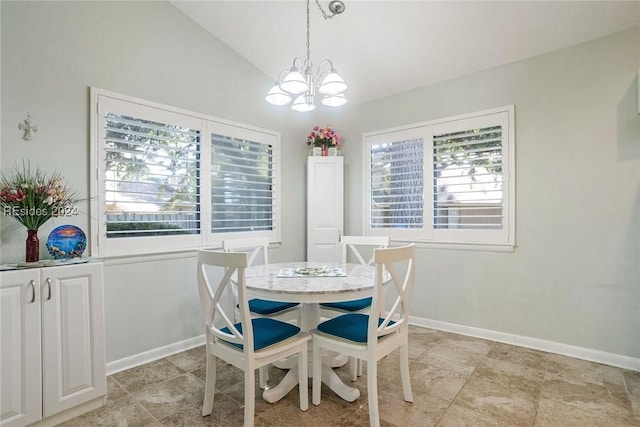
[222,237,300,324]
[311,244,415,427]
[320,235,389,379]
[197,249,310,427]
[222,237,301,389]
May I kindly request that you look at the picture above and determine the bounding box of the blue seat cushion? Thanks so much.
[221,317,301,350]
[247,299,299,315]
[320,297,372,312]
[317,313,395,343]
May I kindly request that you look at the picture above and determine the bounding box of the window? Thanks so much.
[90,88,280,256]
[364,106,514,248]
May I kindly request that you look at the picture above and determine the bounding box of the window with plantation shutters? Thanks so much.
[364,106,514,248]
[210,133,274,234]
[91,88,281,256]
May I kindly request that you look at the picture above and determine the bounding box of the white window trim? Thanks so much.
[89,87,281,258]
[362,105,515,251]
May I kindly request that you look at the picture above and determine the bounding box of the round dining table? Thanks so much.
[244,261,380,403]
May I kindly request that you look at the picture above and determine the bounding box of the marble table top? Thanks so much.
[244,262,380,304]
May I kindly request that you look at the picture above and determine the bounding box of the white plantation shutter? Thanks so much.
[433,125,504,230]
[369,138,424,228]
[364,107,514,247]
[103,112,201,237]
[210,134,275,234]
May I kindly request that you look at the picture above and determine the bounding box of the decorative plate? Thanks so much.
[46,225,87,259]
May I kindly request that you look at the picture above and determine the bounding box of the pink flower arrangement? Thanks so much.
[306,125,342,148]
[0,163,77,230]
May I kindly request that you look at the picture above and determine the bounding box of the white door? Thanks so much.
[307,157,344,262]
[41,263,106,417]
[0,270,42,427]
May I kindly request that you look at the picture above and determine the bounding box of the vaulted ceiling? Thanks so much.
[172,1,640,105]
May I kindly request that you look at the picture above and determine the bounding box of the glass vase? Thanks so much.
[321,144,329,156]
[26,229,39,263]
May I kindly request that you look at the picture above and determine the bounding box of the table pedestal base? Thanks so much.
[263,364,360,403]
[262,302,361,403]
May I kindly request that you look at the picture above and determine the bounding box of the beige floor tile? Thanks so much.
[376,385,449,427]
[409,361,472,402]
[541,377,636,424]
[534,398,640,427]
[166,346,206,372]
[112,359,185,394]
[453,375,538,427]
[134,373,206,421]
[56,395,157,427]
[106,375,129,403]
[486,342,549,371]
[436,403,508,427]
[624,370,640,421]
[473,356,545,397]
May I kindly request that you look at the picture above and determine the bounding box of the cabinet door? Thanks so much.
[41,263,106,417]
[0,270,42,427]
[307,157,344,262]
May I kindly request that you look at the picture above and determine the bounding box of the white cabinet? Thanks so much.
[1,262,106,427]
[307,156,344,262]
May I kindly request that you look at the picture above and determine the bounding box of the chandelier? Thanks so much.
[264,0,348,112]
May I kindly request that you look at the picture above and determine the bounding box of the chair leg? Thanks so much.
[367,361,380,427]
[400,343,413,402]
[349,357,358,381]
[312,339,322,405]
[298,345,309,411]
[259,366,269,389]
[202,352,216,416]
[244,368,256,427]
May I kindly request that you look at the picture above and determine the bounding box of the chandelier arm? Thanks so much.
[316,59,334,80]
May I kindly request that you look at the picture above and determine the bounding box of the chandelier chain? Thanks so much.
[305,0,311,67]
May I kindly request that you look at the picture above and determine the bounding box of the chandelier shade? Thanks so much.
[280,67,308,94]
[318,71,348,95]
[292,94,317,112]
[321,93,347,107]
[264,0,348,112]
[264,84,292,106]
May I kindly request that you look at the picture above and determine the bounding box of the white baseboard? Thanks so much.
[412,316,640,372]
[105,319,640,375]
[106,334,205,375]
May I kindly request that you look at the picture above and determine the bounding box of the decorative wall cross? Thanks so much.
[19,113,38,141]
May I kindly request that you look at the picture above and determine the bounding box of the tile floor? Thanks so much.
[59,326,640,426]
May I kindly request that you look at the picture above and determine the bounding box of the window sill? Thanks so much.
[393,239,515,253]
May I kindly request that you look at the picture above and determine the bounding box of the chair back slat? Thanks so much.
[222,237,269,266]
[197,249,255,352]
[369,244,415,340]
[340,235,390,266]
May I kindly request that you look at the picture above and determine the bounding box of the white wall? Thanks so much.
[322,28,640,360]
[0,1,314,362]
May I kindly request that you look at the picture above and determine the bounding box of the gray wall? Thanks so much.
[322,28,640,359]
[2,1,638,364]
[0,1,314,362]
